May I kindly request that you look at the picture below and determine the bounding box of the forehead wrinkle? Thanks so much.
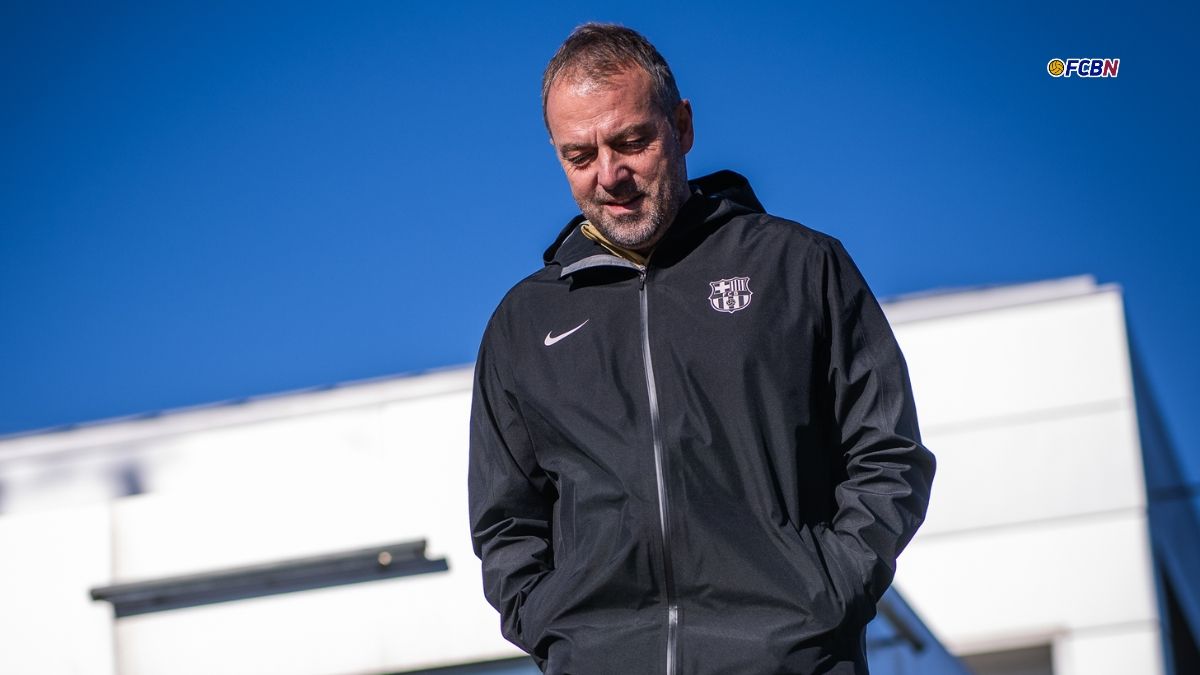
[547,68,661,149]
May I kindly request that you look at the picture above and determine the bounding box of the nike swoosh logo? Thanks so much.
[544,319,589,346]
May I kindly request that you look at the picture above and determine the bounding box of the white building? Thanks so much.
[0,275,1195,674]
[882,276,1199,675]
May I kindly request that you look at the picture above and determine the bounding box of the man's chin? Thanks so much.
[590,218,659,251]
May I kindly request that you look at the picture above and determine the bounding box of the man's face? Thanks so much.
[545,67,693,252]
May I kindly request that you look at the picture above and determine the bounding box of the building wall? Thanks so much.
[0,370,518,674]
[889,286,1164,674]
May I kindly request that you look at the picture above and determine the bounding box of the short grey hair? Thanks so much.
[541,23,682,132]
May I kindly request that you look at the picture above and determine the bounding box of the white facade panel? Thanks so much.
[107,387,517,674]
[0,505,115,675]
[893,292,1133,429]
[897,511,1158,658]
[1052,623,1164,675]
[142,404,387,499]
[115,569,514,675]
[887,285,1168,672]
[917,402,1146,535]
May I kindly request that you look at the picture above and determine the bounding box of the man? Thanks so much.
[469,23,935,675]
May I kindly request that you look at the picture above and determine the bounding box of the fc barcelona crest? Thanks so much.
[708,276,753,313]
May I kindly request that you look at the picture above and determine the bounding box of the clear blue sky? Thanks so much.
[3,3,1197,497]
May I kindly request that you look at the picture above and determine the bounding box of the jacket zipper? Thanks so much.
[639,268,679,675]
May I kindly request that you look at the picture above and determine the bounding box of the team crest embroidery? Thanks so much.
[708,276,753,313]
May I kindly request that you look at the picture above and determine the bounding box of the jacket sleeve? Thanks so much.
[468,312,555,657]
[819,238,936,616]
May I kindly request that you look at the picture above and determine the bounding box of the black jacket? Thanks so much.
[469,171,935,674]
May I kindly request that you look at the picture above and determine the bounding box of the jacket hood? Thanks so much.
[542,170,766,268]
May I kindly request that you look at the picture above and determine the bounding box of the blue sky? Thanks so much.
[3,2,1197,496]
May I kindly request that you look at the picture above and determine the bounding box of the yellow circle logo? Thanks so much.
[1047,59,1066,77]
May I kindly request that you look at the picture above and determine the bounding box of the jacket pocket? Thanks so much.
[516,569,564,651]
[810,522,872,629]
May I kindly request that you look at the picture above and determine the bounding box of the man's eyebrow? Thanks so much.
[557,122,659,157]
[558,142,594,157]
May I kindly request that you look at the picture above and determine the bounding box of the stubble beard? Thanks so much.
[581,158,689,252]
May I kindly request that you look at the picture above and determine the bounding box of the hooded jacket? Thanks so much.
[469,170,935,674]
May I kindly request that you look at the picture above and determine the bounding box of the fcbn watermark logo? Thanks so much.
[1047,58,1120,78]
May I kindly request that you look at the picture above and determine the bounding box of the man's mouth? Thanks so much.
[602,194,644,211]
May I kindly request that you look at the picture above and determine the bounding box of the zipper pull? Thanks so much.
[638,267,647,290]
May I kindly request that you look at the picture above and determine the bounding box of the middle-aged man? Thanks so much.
[469,23,935,675]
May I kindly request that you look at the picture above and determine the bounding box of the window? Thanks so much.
[961,644,1053,675]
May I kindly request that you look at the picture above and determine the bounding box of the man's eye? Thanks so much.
[567,154,593,167]
[620,138,648,151]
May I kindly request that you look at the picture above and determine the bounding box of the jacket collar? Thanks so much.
[543,170,766,278]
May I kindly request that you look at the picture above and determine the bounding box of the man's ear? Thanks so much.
[673,99,694,154]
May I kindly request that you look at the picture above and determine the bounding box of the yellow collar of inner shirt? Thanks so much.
[580,221,649,267]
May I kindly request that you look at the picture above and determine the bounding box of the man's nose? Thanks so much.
[596,148,631,193]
